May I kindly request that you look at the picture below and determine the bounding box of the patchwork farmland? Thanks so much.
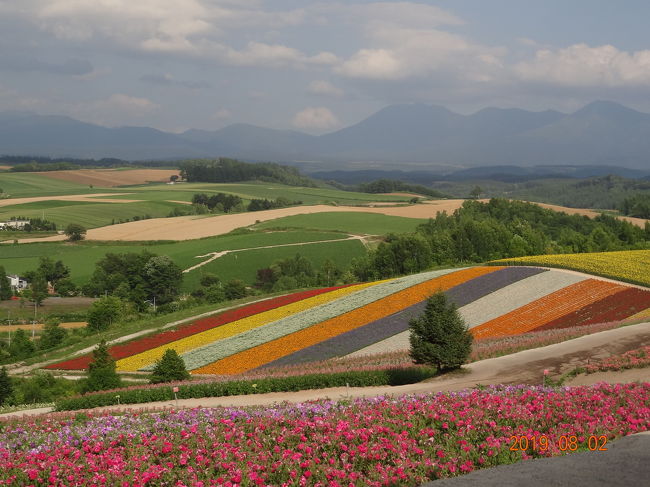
[46,264,650,375]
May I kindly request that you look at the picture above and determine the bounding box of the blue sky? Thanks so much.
[1,1,650,133]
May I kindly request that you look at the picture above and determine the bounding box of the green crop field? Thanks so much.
[0,173,105,198]
[254,211,426,235]
[181,238,365,291]
[0,230,356,291]
[0,200,187,229]
[106,182,413,205]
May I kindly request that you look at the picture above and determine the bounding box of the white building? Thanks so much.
[0,220,30,230]
[7,275,28,291]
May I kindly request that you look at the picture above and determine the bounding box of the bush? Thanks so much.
[0,367,12,406]
[87,296,123,332]
[409,291,473,371]
[55,366,435,411]
[150,349,191,384]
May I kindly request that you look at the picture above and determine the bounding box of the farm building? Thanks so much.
[7,275,28,291]
[0,220,29,230]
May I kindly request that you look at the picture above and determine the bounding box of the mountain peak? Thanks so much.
[573,100,643,118]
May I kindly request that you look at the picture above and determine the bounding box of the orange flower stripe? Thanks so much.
[116,281,379,371]
[471,279,627,340]
[192,266,501,375]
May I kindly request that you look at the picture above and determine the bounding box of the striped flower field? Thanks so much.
[47,263,650,375]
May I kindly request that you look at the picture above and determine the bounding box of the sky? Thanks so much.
[2,0,650,134]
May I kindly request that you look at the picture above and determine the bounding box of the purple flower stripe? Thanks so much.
[260,267,546,368]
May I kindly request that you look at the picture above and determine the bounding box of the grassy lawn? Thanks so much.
[254,211,427,235]
[0,230,358,290]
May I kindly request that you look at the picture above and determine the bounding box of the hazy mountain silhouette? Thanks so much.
[1,101,649,169]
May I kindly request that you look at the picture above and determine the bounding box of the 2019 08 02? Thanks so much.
[509,435,608,452]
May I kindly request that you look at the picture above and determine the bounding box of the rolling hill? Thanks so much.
[46,256,650,375]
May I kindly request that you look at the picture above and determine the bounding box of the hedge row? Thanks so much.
[54,366,436,411]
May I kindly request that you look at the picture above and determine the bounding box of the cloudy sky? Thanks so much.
[2,0,650,133]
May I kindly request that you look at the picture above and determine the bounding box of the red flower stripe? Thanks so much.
[471,279,627,339]
[533,287,650,332]
[45,285,351,370]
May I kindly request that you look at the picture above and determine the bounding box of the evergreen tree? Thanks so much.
[150,349,191,384]
[82,340,121,393]
[409,292,473,371]
[0,265,11,300]
[0,367,13,406]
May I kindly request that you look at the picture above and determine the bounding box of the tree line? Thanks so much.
[179,158,316,187]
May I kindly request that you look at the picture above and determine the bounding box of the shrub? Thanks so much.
[55,366,435,411]
[0,367,12,406]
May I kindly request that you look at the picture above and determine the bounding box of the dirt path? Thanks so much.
[10,321,646,418]
[183,235,366,273]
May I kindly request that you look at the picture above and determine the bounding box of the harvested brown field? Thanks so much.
[0,165,11,170]
[0,193,141,208]
[0,322,86,332]
[42,169,181,187]
[8,199,648,243]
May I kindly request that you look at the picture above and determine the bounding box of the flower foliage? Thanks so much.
[2,383,648,485]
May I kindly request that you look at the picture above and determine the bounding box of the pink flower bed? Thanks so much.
[1,383,648,486]
[585,345,650,373]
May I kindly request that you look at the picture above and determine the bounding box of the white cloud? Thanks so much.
[292,107,340,131]
[515,44,650,87]
[307,80,344,97]
[337,27,505,81]
[216,42,338,68]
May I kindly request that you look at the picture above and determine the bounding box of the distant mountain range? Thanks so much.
[2,100,650,170]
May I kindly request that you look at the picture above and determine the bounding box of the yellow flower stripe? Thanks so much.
[627,307,650,322]
[193,266,500,375]
[115,281,381,371]
[491,250,650,288]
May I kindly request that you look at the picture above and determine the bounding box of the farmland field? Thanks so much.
[0,199,187,229]
[47,265,650,374]
[253,211,426,234]
[0,172,100,198]
[0,230,363,291]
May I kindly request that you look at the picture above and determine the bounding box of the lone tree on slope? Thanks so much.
[82,340,121,393]
[409,291,473,372]
[64,223,86,242]
[150,349,191,384]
